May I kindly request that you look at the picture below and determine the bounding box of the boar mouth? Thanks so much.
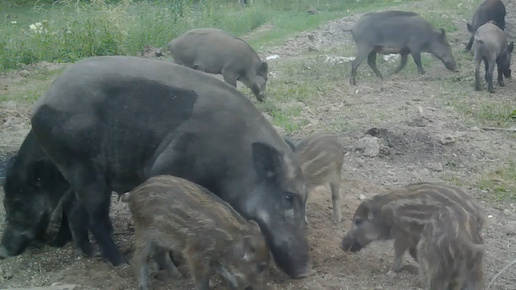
[341,238,363,252]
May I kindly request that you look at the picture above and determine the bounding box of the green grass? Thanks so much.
[0,0,420,71]
[477,162,516,202]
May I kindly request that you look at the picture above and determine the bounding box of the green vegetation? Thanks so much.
[1,0,417,71]
[477,162,516,202]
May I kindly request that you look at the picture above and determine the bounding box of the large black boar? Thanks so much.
[418,206,484,290]
[341,183,484,273]
[124,175,270,290]
[349,11,458,85]
[469,22,513,93]
[169,28,268,102]
[465,0,506,52]
[0,56,312,279]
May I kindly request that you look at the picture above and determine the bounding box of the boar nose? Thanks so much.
[341,237,362,252]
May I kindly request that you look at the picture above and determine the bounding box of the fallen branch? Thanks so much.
[487,258,516,289]
[481,127,516,132]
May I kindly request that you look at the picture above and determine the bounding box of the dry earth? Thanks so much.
[0,0,515,289]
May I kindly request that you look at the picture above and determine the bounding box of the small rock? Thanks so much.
[356,135,380,157]
[419,168,431,176]
[19,69,30,77]
[437,134,457,145]
[503,209,512,215]
[427,162,443,172]
[5,100,16,108]
[359,194,366,200]
[488,214,494,218]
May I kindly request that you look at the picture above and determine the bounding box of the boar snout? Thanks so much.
[341,235,363,252]
[444,60,458,72]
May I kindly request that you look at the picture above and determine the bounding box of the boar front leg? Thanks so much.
[153,248,184,279]
[185,249,211,290]
[392,230,412,272]
[330,181,342,224]
[475,58,482,91]
[497,64,505,87]
[222,67,238,88]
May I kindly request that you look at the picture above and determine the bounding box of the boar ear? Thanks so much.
[252,142,283,180]
[259,62,268,75]
[508,42,514,54]
[467,23,473,33]
[242,235,256,261]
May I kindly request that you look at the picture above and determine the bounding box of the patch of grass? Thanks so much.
[477,162,516,202]
[448,97,516,128]
[0,67,65,104]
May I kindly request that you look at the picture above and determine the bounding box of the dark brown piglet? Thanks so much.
[123,175,270,290]
[418,206,484,290]
[341,182,484,273]
[293,134,344,224]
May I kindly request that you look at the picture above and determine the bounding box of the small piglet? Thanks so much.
[341,182,484,273]
[287,134,344,224]
[469,21,514,93]
[418,206,485,290]
[123,175,270,290]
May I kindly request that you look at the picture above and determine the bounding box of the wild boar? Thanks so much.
[418,206,484,290]
[469,22,513,93]
[169,28,268,102]
[465,0,506,51]
[349,11,458,85]
[291,134,344,224]
[123,175,269,290]
[340,182,484,273]
[1,56,312,279]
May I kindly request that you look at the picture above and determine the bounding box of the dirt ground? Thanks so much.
[1,1,516,289]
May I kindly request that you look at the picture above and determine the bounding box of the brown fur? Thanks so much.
[294,134,344,224]
[418,206,484,290]
[341,182,484,273]
[125,175,270,290]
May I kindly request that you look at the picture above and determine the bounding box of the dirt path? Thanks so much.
[1,0,515,289]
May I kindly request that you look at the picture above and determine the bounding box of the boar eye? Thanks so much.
[354,218,363,226]
[282,193,294,209]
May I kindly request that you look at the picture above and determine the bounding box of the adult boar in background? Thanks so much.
[349,11,458,85]
[465,0,506,52]
[169,28,268,102]
[469,21,513,93]
[0,56,312,279]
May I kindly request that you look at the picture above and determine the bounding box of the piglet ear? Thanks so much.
[248,220,262,233]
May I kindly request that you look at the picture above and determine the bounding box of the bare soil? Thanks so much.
[1,1,516,289]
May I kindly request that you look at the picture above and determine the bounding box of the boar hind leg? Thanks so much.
[497,65,505,87]
[133,237,153,290]
[475,58,482,91]
[330,180,342,224]
[62,191,96,257]
[367,52,383,80]
[153,248,184,279]
[486,60,496,93]
[51,210,72,248]
[350,46,373,85]
[392,53,409,75]
[222,67,238,87]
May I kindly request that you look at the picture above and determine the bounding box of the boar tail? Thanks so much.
[119,192,131,203]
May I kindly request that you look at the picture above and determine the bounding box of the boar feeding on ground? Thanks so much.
[169,28,268,102]
[341,182,484,273]
[349,11,458,85]
[418,206,485,290]
[465,0,506,52]
[1,56,312,279]
[470,21,513,93]
[289,134,344,224]
[123,175,269,290]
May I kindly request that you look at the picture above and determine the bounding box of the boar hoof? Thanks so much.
[386,269,398,277]
[499,81,505,87]
[332,214,342,224]
[475,85,482,91]
[489,89,495,93]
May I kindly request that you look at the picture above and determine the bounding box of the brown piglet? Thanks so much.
[122,175,270,290]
